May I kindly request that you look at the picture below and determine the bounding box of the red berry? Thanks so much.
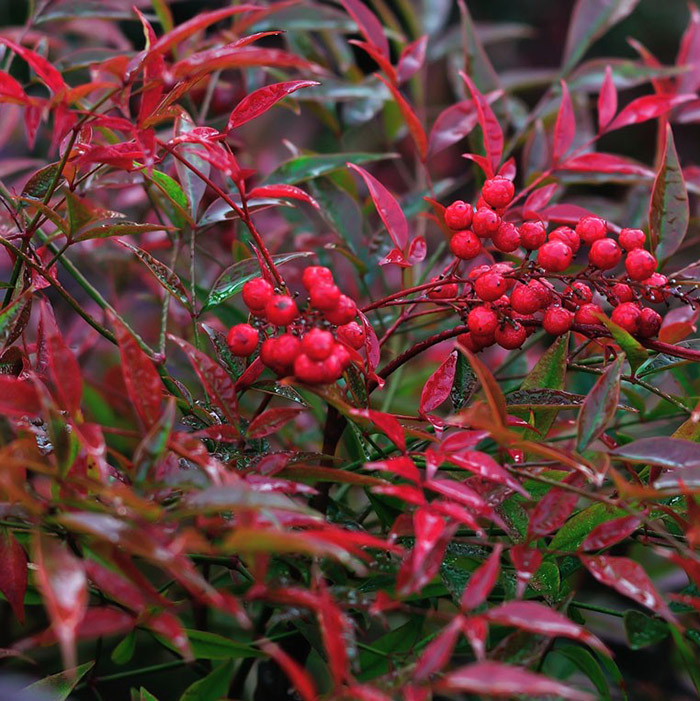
[457,332,480,352]
[481,176,515,209]
[619,228,646,251]
[492,221,521,252]
[450,230,482,260]
[530,278,553,307]
[543,306,574,335]
[576,216,607,244]
[324,294,357,325]
[302,328,335,361]
[293,353,329,384]
[474,271,509,301]
[260,334,301,374]
[575,303,604,326]
[444,200,473,230]
[242,277,274,311]
[468,264,491,280]
[471,329,496,349]
[519,220,547,250]
[563,281,593,310]
[336,321,365,349]
[495,322,527,349]
[227,323,259,356]
[638,307,662,338]
[427,277,458,300]
[510,311,537,336]
[589,238,621,270]
[641,273,668,303]
[550,226,580,253]
[611,302,641,334]
[265,295,299,326]
[610,283,635,304]
[625,248,657,281]
[467,305,498,335]
[471,208,501,238]
[538,239,573,272]
[511,282,543,314]
[309,283,341,311]
[332,343,352,370]
[302,266,334,290]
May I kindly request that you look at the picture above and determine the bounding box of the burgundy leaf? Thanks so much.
[0,376,41,417]
[527,476,580,539]
[597,64,618,131]
[247,184,320,210]
[349,40,397,84]
[350,408,406,452]
[247,407,304,439]
[338,0,389,58]
[559,152,653,177]
[523,183,558,216]
[227,80,319,131]
[414,617,462,681]
[84,560,148,614]
[553,81,575,163]
[0,531,27,623]
[605,93,695,132]
[510,544,543,598]
[484,601,610,654]
[364,456,421,483]
[445,451,529,497]
[376,74,428,161]
[397,36,428,83]
[461,544,502,611]
[428,100,479,156]
[420,351,458,414]
[581,513,643,551]
[676,3,700,94]
[581,555,677,623]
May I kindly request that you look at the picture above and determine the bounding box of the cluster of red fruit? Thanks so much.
[436,176,667,351]
[225,266,366,384]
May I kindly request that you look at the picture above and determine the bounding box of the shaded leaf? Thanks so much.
[0,530,27,623]
[577,355,623,451]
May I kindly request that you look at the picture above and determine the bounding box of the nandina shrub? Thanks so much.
[1,1,700,699]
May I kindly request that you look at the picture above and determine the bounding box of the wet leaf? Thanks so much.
[577,355,624,451]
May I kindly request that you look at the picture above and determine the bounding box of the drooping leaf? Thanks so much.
[624,610,669,649]
[611,436,700,468]
[421,351,458,414]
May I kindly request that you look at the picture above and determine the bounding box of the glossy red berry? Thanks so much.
[638,307,662,338]
[471,208,501,238]
[293,353,329,384]
[511,282,543,314]
[611,302,641,334]
[302,328,335,361]
[427,277,458,300]
[265,295,299,326]
[324,294,357,325]
[468,305,498,335]
[492,221,521,252]
[226,323,259,356]
[543,306,574,335]
[309,283,341,311]
[625,248,657,281]
[331,343,352,370]
[444,200,473,230]
[619,228,646,251]
[471,329,496,349]
[457,332,481,352]
[481,177,515,209]
[563,281,593,309]
[519,220,547,250]
[575,216,607,244]
[336,321,365,349]
[530,278,554,307]
[495,322,527,349]
[641,273,668,303]
[474,271,509,301]
[538,239,573,272]
[302,266,334,290]
[450,230,482,260]
[575,303,604,326]
[242,277,274,311]
[611,283,635,304]
[589,238,622,270]
[549,226,580,253]
[260,334,301,374]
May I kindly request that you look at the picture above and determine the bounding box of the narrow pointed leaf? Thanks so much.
[577,355,624,451]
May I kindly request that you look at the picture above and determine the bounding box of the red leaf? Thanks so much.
[428,100,478,156]
[169,335,238,424]
[247,184,320,210]
[553,81,575,163]
[0,71,27,102]
[261,641,317,701]
[581,513,643,551]
[425,479,488,512]
[371,483,426,506]
[605,93,695,132]
[144,610,192,660]
[523,183,558,217]
[461,544,502,611]
[150,5,261,55]
[446,451,529,497]
[510,544,543,598]
[414,617,462,681]
[397,35,428,83]
[364,456,421,483]
[227,80,319,131]
[0,38,65,93]
[33,534,87,670]
[338,0,389,59]
[676,3,700,94]
[247,407,304,439]
[559,152,653,177]
[436,661,594,700]
[0,376,41,416]
[84,560,148,614]
[597,65,618,131]
[581,555,677,623]
[459,72,504,176]
[317,591,351,686]
[484,601,610,654]
[378,247,410,267]
[527,475,580,539]
[376,74,428,161]
[349,40,397,84]
[421,351,457,414]
[109,313,163,428]
[350,408,406,452]
[0,531,27,623]
[408,235,427,263]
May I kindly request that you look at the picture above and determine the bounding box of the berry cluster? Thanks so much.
[226,266,366,384]
[438,176,668,351]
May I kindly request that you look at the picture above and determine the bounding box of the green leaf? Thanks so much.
[138,688,160,701]
[18,196,69,233]
[119,241,193,313]
[577,355,624,451]
[0,291,32,348]
[265,152,393,185]
[73,220,173,242]
[112,630,137,665]
[450,352,477,410]
[160,630,262,660]
[203,252,313,311]
[597,313,648,373]
[551,645,611,700]
[179,660,235,701]
[550,503,627,552]
[24,661,94,701]
[624,610,669,649]
[148,169,192,229]
[174,112,209,220]
[650,124,689,262]
[357,618,423,681]
[20,162,64,200]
